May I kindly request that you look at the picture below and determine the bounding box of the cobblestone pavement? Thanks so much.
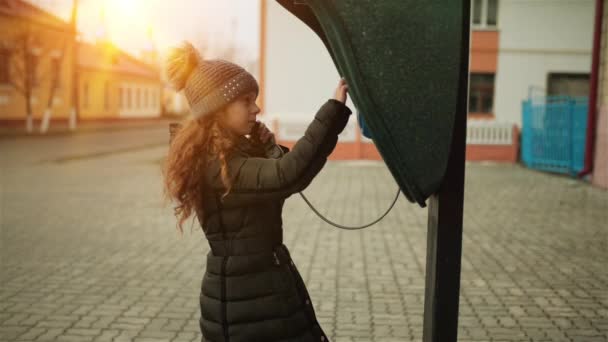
[1,130,606,342]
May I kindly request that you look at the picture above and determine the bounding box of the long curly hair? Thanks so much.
[161,41,239,235]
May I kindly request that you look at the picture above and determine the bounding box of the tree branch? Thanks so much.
[9,79,25,94]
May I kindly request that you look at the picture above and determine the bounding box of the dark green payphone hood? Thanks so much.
[276,0,466,207]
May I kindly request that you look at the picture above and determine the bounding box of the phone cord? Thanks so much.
[297,187,401,230]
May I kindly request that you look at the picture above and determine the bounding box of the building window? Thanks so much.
[104,82,110,110]
[118,87,122,108]
[127,88,131,108]
[144,88,148,108]
[472,0,498,28]
[469,73,495,114]
[135,88,140,109]
[83,82,89,108]
[0,49,10,84]
[547,73,590,97]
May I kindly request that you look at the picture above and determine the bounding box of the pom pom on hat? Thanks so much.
[166,41,201,91]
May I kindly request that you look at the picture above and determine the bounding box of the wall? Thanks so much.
[592,0,608,189]
[78,70,161,119]
[264,1,356,122]
[494,0,595,126]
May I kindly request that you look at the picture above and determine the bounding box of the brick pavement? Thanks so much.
[0,132,606,342]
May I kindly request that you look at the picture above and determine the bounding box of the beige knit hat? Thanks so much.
[166,41,259,118]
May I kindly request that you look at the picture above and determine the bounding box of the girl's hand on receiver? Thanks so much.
[253,121,276,145]
[333,78,349,104]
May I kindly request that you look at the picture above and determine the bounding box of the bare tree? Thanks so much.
[68,0,79,131]
[39,36,68,133]
[4,26,54,133]
[40,0,78,134]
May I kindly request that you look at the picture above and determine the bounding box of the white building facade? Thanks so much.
[494,0,595,126]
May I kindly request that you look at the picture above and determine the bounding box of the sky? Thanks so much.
[30,0,261,65]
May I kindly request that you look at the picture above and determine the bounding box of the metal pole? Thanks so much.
[422,0,470,341]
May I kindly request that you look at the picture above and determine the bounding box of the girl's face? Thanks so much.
[221,91,260,136]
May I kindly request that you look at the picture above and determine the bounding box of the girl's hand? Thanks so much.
[333,78,349,104]
[254,121,276,145]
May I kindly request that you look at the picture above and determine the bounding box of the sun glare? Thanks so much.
[101,0,151,47]
[106,0,142,17]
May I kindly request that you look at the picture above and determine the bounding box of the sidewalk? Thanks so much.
[0,117,181,139]
[1,132,607,341]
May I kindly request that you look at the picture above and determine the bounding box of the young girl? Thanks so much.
[162,41,351,342]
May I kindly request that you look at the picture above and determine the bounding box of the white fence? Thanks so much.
[466,121,515,145]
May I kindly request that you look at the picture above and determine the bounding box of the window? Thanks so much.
[144,88,148,108]
[472,0,498,28]
[0,49,10,84]
[547,73,590,97]
[83,82,89,108]
[104,82,110,110]
[469,73,495,114]
[136,88,140,108]
[127,88,131,108]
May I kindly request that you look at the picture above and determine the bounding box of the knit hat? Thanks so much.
[166,41,259,118]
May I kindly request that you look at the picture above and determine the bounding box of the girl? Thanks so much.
[162,41,351,342]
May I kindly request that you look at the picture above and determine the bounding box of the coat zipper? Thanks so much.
[273,251,281,266]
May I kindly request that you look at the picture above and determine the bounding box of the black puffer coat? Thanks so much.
[196,99,352,342]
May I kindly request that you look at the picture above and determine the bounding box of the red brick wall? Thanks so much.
[470,30,499,73]
[466,145,518,163]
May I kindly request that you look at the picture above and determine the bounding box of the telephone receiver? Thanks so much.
[249,121,262,143]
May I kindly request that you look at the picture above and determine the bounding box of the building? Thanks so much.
[259,0,596,162]
[78,41,161,120]
[492,0,594,125]
[0,0,162,128]
[0,0,75,126]
[162,83,189,117]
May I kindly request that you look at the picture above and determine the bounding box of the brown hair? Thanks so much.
[161,43,241,235]
[161,113,239,235]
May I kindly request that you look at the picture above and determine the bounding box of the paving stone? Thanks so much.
[1,131,606,341]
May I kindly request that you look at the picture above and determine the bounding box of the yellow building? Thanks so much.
[0,0,75,123]
[0,0,162,125]
[78,41,161,120]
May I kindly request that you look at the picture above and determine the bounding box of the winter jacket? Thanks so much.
[197,99,352,342]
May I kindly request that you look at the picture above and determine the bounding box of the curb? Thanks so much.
[0,120,179,140]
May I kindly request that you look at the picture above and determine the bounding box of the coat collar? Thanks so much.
[234,135,265,157]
